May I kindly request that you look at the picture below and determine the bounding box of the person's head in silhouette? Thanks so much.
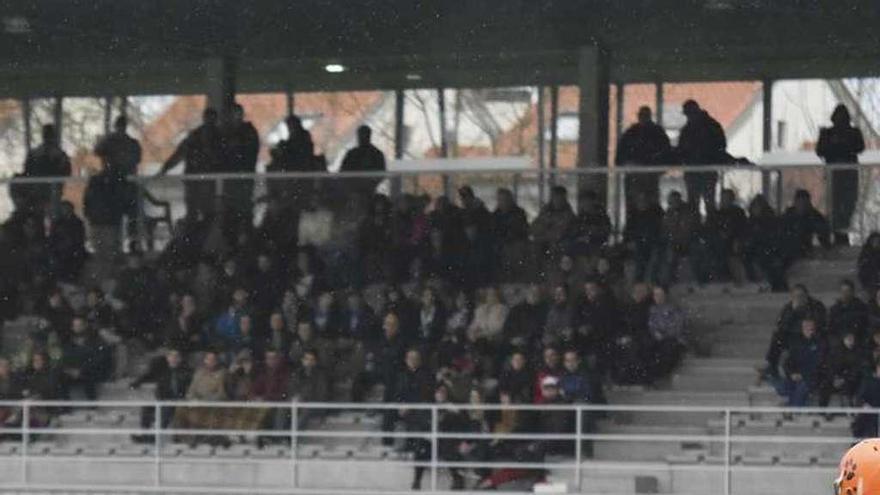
[113,116,128,134]
[286,115,304,137]
[203,108,219,127]
[357,125,372,146]
[637,106,653,125]
[682,99,701,121]
[41,124,59,147]
[667,190,684,210]
[793,189,813,214]
[231,103,244,124]
[831,104,852,128]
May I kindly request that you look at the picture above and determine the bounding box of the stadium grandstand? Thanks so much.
[2,1,880,494]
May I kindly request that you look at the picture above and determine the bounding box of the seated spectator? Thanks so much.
[116,251,164,347]
[534,347,563,404]
[313,291,341,342]
[131,348,192,442]
[821,332,866,407]
[0,358,21,427]
[225,349,256,401]
[250,253,284,323]
[576,281,619,373]
[502,285,546,354]
[394,348,434,490]
[763,284,827,379]
[42,287,73,344]
[533,376,574,456]
[612,283,653,385]
[828,280,868,343]
[416,287,446,347]
[543,285,576,348]
[559,349,597,404]
[647,286,686,377]
[853,361,880,438]
[624,192,664,284]
[61,316,113,401]
[499,351,533,404]
[229,314,259,362]
[46,201,87,282]
[382,285,419,334]
[356,312,404,427]
[210,288,250,351]
[431,384,473,490]
[492,188,531,281]
[185,351,228,402]
[743,195,787,292]
[659,191,706,286]
[288,320,333,370]
[165,293,205,354]
[468,287,509,374]
[84,287,118,332]
[531,186,575,263]
[566,189,611,260]
[446,290,473,337]
[264,311,292,360]
[290,246,326,301]
[705,189,747,282]
[780,189,831,260]
[774,318,826,407]
[423,196,466,283]
[461,215,495,290]
[859,233,880,295]
[19,352,62,426]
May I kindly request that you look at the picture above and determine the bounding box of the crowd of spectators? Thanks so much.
[0,97,871,488]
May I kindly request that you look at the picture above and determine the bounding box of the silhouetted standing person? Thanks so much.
[221,103,260,244]
[95,116,142,239]
[677,100,727,213]
[341,125,387,199]
[267,115,316,204]
[616,106,671,204]
[159,108,224,217]
[817,104,865,246]
[22,124,71,215]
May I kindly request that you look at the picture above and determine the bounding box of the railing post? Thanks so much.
[21,402,29,485]
[291,403,298,488]
[512,173,521,203]
[575,405,583,492]
[775,170,784,212]
[825,166,835,233]
[154,402,161,487]
[430,406,438,492]
[723,408,731,495]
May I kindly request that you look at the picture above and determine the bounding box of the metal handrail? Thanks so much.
[0,399,864,494]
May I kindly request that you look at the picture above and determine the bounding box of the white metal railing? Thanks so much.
[0,399,866,494]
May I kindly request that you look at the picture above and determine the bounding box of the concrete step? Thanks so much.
[711,340,768,359]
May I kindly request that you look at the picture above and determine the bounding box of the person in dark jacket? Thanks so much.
[853,361,880,438]
[817,104,865,245]
[612,283,653,385]
[616,106,672,204]
[340,125,386,198]
[394,348,434,490]
[828,280,869,343]
[566,189,611,259]
[624,191,665,284]
[676,100,727,213]
[21,124,71,215]
[61,316,113,401]
[131,348,193,440]
[575,281,619,373]
[416,287,447,347]
[502,285,547,355]
[659,190,704,286]
[780,189,831,260]
[705,189,748,282]
[498,351,533,404]
[763,284,827,379]
[820,332,866,407]
[221,103,260,246]
[84,169,127,265]
[859,233,880,295]
[743,195,788,292]
[531,186,576,263]
[94,115,141,237]
[775,318,827,407]
[158,108,224,216]
[47,201,87,282]
[492,188,530,280]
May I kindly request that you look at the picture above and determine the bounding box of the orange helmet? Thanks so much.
[836,439,880,495]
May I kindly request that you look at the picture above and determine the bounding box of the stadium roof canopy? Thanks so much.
[2,0,880,98]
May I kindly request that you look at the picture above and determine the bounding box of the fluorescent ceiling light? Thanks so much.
[324,64,346,73]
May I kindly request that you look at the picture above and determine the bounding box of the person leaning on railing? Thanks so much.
[817,104,865,247]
